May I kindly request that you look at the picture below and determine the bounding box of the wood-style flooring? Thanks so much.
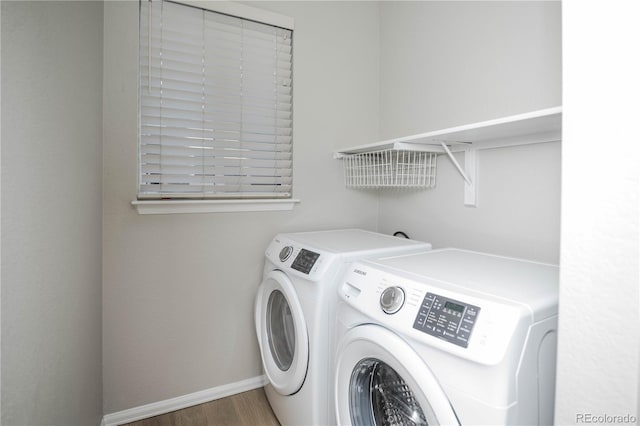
[123,388,280,426]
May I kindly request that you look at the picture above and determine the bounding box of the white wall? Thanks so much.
[102,1,380,413]
[376,1,562,263]
[1,2,104,424]
[555,1,640,423]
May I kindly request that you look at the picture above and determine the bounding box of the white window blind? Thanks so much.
[139,0,293,199]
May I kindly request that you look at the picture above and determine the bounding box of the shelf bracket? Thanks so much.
[440,142,477,207]
[463,147,477,207]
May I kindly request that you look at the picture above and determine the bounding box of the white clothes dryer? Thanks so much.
[334,248,559,426]
[255,229,432,426]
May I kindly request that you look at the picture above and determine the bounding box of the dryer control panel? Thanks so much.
[291,249,321,274]
[413,293,480,348]
[265,237,336,281]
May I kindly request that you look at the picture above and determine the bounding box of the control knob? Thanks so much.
[380,286,405,314]
[279,246,293,262]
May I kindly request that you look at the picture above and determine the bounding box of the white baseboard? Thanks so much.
[101,375,268,426]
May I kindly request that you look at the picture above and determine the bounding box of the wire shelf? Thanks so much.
[342,149,437,189]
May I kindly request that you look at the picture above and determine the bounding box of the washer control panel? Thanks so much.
[413,292,480,348]
[339,261,530,364]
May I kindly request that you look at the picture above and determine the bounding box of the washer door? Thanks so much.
[335,325,460,426]
[255,270,309,395]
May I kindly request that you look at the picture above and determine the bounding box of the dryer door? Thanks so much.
[255,270,309,396]
[335,324,459,426]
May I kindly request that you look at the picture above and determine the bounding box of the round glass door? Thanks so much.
[350,358,428,426]
[255,270,308,395]
[266,290,296,371]
[335,325,459,426]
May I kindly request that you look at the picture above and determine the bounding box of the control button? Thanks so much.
[380,286,405,314]
[279,246,293,262]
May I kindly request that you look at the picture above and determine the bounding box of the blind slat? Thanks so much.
[141,143,293,156]
[139,0,293,199]
[141,128,293,142]
[142,162,293,174]
[138,187,292,198]
[142,150,292,161]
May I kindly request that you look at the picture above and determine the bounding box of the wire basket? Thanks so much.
[342,149,437,189]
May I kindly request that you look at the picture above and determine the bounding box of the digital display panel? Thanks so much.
[444,301,465,313]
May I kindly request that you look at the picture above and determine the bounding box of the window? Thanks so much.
[138,0,293,201]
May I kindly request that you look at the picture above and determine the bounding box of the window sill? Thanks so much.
[131,199,300,215]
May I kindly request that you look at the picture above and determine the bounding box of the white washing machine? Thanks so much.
[334,248,559,426]
[254,229,432,426]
